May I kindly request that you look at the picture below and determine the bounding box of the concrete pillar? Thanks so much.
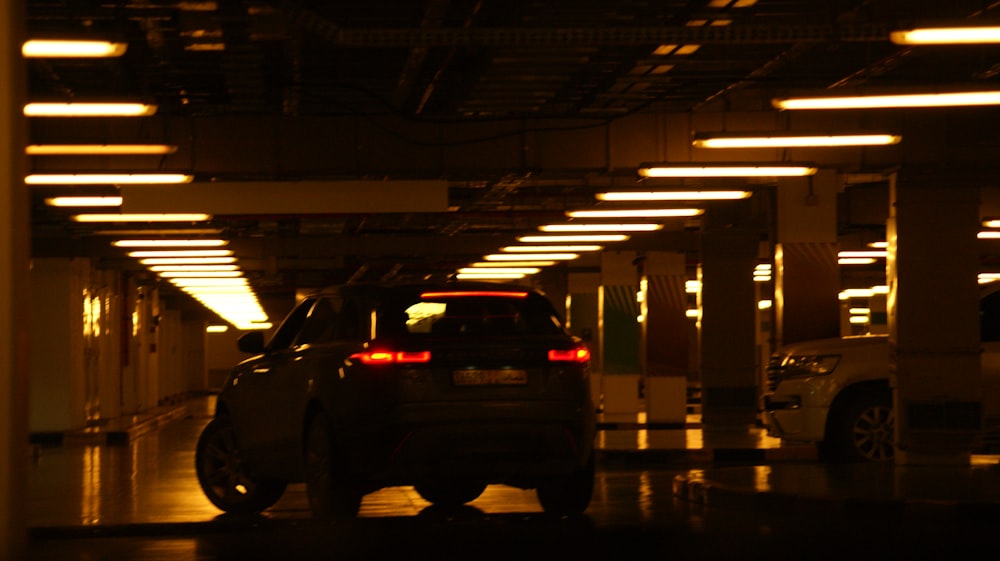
[29,259,89,433]
[699,226,759,427]
[599,251,641,416]
[889,172,982,465]
[774,170,841,346]
[568,271,601,410]
[642,251,691,423]
[1,0,28,556]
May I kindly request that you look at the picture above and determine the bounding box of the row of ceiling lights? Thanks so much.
[24,21,1000,324]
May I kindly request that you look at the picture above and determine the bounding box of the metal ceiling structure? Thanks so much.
[21,0,1000,319]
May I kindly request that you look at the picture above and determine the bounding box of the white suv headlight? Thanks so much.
[779,354,841,378]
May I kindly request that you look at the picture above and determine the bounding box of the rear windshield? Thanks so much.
[377,290,565,337]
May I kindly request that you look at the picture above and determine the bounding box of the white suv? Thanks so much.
[761,287,1000,462]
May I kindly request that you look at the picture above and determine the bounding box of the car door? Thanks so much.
[228,297,316,468]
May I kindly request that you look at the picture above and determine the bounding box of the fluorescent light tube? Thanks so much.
[566,208,703,219]
[22,40,127,58]
[27,144,177,155]
[639,165,817,177]
[773,91,1000,110]
[891,26,1000,45]
[692,134,901,148]
[26,173,192,184]
[24,102,157,117]
[598,190,751,201]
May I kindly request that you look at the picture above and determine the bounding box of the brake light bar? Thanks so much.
[420,291,528,299]
[548,347,591,363]
[352,350,432,364]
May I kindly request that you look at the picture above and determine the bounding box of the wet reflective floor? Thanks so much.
[24,395,1000,561]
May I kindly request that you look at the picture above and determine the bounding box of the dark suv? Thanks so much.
[195,281,596,517]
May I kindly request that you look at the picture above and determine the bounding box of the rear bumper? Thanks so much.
[343,400,596,485]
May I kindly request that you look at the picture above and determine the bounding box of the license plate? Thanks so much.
[452,369,527,386]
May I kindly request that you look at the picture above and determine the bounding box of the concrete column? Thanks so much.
[889,172,982,465]
[642,251,690,377]
[568,271,602,412]
[599,251,641,416]
[699,226,759,427]
[775,171,841,346]
[642,251,691,423]
[1,0,28,556]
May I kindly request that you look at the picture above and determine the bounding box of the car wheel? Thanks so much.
[829,391,895,462]
[195,416,287,514]
[304,412,363,518]
[536,454,595,515]
[414,481,488,508]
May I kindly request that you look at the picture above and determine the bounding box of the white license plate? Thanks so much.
[452,369,527,386]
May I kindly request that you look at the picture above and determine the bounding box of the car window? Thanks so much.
[380,292,564,337]
[296,297,340,346]
[268,298,316,351]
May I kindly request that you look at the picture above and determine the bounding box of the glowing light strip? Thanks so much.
[598,190,751,201]
[639,165,817,177]
[518,235,629,243]
[773,92,1000,110]
[501,245,603,253]
[22,40,127,58]
[27,144,177,155]
[567,208,703,219]
[24,102,157,117]
[73,213,211,222]
[692,134,901,148]
[891,27,1000,45]
[26,173,192,184]
[113,239,228,248]
[540,223,663,232]
[45,196,123,207]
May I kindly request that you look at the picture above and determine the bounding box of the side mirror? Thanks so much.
[237,331,266,354]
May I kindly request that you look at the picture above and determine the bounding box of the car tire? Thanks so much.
[827,391,895,463]
[414,481,488,508]
[304,412,363,518]
[195,416,287,514]
[536,454,595,515]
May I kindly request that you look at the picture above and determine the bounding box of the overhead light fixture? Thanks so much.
[27,144,178,155]
[206,325,229,333]
[24,102,157,117]
[979,231,1000,239]
[72,213,211,222]
[170,277,248,287]
[22,40,127,58]
[455,272,527,280]
[691,133,901,148]
[112,239,228,248]
[566,208,704,219]
[501,245,603,253]
[139,257,236,265]
[484,253,580,261]
[127,249,232,258]
[638,164,817,177]
[148,265,239,272]
[26,173,193,184]
[458,267,541,275]
[468,261,557,268]
[597,190,751,201]
[157,271,243,278]
[772,91,1000,110]
[517,234,629,243]
[891,26,1000,45]
[539,223,664,233]
[838,258,878,265]
[45,196,123,207]
[94,228,223,236]
[838,250,887,258]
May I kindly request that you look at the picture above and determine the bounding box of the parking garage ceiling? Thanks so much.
[22,0,1000,312]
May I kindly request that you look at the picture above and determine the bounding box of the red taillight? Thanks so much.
[548,347,591,363]
[352,350,432,364]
